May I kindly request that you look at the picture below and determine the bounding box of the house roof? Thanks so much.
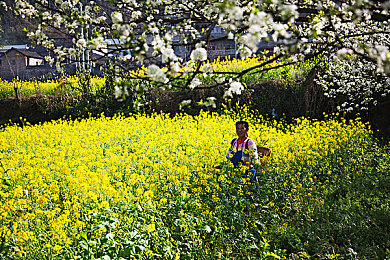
[1,47,44,59]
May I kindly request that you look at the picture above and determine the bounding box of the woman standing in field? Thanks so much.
[226,120,259,181]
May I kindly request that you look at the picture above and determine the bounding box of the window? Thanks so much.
[27,58,44,67]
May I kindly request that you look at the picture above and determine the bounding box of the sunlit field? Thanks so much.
[0,56,317,99]
[1,109,387,259]
[0,75,106,99]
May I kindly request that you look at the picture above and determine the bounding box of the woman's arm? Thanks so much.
[226,139,236,160]
[246,139,259,164]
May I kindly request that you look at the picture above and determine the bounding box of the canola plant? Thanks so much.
[0,110,374,258]
[0,56,317,99]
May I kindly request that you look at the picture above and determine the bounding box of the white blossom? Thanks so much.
[179,99,192,110]
[239,46,253,59]
[114,86,123,99]
[228,6,243,21]
[224,81,244,98]
[272,23,290,41]
[90,36,107,49]
[189,78,202,89]
[202,63,213,74]
[1,1,7,10]
[280,4,299,22]
[111,12,123,24]
[337,48,353,56]
[76,38,87,49]
[215,76,225,84]
[132,11,142,19]
[149,27,159,34]
[162,47,177,63]
[240,34,259,51]
[45,56,55,65]
[204,97,217,108]
[147,65,168,83]
[190,47,207,62]
[316,52,389,114]
[170,62,181,75]
[13,0,390,111]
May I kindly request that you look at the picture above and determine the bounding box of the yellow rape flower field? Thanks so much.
[0,76,105,99]
[0,110,387,259]
[0,56,316,99]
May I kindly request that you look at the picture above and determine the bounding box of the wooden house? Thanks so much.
[0,47,45,80]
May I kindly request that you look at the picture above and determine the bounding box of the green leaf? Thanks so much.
[247,244,259,250]
[80,232,88,241]
[79,241,89,250]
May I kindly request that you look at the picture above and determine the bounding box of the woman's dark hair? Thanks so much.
[236,120,249,130]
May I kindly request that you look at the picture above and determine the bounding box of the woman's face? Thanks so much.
[236,124,248,139]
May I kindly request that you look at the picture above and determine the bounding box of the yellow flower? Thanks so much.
[144,190,153,198]
[37,196,48,206]
[146,223,156,234]
[0,102,374,257]
[146,250,154,258]
[53,245,62,253]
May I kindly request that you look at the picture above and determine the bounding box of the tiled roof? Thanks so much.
[2,48,44,59]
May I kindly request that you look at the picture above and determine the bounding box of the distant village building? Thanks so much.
[207,26,236,60]
[0,47,47,80]
[0,26,276,81]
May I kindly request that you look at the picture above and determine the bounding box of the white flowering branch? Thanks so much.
[6,0,390,107]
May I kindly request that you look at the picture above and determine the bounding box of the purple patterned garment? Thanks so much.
[226,138,259,165]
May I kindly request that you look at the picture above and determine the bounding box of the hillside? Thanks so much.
[0,0,33,45]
